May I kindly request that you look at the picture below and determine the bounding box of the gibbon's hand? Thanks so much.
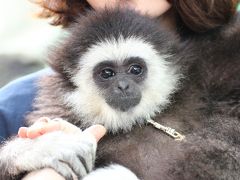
[0,125,106,180]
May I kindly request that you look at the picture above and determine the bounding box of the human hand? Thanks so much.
[18,117,106,142]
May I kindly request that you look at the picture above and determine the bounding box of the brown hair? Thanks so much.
[34,0,238,32]
[172,0,239,33]
[33,0,90,26]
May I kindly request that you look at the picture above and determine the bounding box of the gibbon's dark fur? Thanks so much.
[2,9,240,180]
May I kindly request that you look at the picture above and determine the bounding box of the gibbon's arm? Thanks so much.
[0,131,97,179]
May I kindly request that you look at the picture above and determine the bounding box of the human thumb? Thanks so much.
[82,125,107,143]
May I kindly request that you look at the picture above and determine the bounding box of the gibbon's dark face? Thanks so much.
[93,57,147,112]
[50,9,180,132]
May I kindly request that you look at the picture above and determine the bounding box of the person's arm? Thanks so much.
[23,168,66,180]
[0,68,53,141]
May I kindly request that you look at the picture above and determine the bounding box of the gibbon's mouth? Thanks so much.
[106,96,141,112]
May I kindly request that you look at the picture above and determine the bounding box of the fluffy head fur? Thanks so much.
[49,9,181,133]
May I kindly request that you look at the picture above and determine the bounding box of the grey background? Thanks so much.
[0,0,62,87]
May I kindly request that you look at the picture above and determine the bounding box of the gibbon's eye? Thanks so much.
[129,64,143,75]
[100,68,116,79]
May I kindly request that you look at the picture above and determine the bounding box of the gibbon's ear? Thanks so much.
[47,37,80,81]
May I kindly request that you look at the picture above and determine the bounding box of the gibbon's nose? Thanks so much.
[117,80,129,92]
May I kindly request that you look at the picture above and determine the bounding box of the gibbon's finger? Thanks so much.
[18,127,28,138]
[82,125,107,143]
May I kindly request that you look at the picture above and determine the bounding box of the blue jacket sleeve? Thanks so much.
[0,68,53,142]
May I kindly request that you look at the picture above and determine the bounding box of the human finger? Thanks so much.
[18,127,28,138]
[82,125,107,143]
